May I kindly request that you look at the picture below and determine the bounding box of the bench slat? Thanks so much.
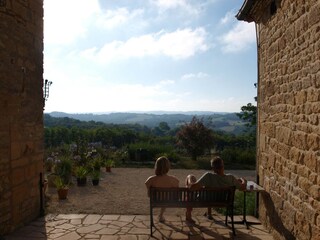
[149,186,236,236]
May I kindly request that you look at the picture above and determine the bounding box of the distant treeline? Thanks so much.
[47,111,248,135]
[44,114,256,169]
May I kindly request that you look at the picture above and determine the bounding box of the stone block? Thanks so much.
[307,134,320,151]
[304,151,317,172]
[12,184,28,210]
[11,157,29,168]
[302,202,317,225]
[295,91,307,105]
[12,168,25,186]
[291,131,307,149]
[309,2,320,25]
[309,185,320,201]
[10,141,22,160]
[298,177,312,191]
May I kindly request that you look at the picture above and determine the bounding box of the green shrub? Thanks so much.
[220,147,255,169]
[215,191,256,216]
[54,156,73,184]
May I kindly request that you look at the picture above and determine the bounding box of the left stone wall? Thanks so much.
[0,0,44,235]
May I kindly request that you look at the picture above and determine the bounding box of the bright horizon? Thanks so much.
[43,0,257,114]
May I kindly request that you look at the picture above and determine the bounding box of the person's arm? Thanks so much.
[145,177,153,197]
[188,181,203,190]
[188,172,210,190]
[236,177,247,191]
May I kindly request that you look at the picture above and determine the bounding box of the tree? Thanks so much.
[176,116,214,161]
[236,103,257,127]
[152,122,171,136]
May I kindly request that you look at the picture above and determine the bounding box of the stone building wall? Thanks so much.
[0,0,44,235]
[248,0,320,239]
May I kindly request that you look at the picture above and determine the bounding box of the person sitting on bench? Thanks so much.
[145,156,179,222]
[186,156,247,222]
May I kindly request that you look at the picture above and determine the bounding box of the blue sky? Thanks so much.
[43,0,257,113]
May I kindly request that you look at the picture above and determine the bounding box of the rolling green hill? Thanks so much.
[46,111,248,135]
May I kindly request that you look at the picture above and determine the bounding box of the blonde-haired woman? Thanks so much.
[145,156,179,222]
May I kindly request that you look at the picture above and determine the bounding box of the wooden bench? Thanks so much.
[149,186,236,236]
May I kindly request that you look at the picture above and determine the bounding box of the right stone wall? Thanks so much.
[257,1,320,239]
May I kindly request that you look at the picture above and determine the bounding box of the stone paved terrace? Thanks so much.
[4,214,274,240]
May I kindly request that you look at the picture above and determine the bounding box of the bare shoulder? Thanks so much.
[145,175,156,184]
[168,174,179,185]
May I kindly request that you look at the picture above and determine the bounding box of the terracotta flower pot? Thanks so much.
[57,188,68,200]
[105,167,111,172]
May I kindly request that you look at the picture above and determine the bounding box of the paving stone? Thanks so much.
[134,215,149,221]
[55,223,77,230]
[127,227,150,235]
[119,226,132,234]
[137,235,150,240]
[165,215,182,222]
[111,221,130,227]
[48,232,66,239]
[84,234,100,239]
[119,215,136,222]
[56,214,87,220]
[46,219,68,227]
[98,219,113,225]
[102,214,120,221]
[100,236,119,240]
[50,228,67,234]
[131,221,147,228]
[151,229,172,239]
[54,231,81,240]
[77,224,105,234]
[4,214,274,240]
[171,231,188,239]
[202,232,220,240]
[45,226,55,233]
[83,214,102,224]
[71,219,83,225]
[96,227,120,235]
[118,235,138,240]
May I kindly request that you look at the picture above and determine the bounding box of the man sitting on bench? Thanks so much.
[186,156,247,223]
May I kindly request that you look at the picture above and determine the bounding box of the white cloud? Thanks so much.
[96,8,144,29]
[153,0,187,9]
[151,0,200,16]
[159,80,175,86]
[44,0,100,45]
[181,72,209,80]
[80,27,209,63]
[220,22,256,53]
[220,10,235,25]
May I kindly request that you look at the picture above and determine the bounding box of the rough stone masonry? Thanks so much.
[0,0,44,235]
[237,0,320,239]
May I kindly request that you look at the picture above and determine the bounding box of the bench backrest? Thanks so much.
[150,186,235,208]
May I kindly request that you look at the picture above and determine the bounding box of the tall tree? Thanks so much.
[176,116,214,161]
[236,103,257,127]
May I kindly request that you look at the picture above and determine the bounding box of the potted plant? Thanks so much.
[89,156,103,171]
[75,166,88,186]
[105,159,115,172]
[54,157,73,185]
[54,176,69,200]
[91,170,100,186]
[44,157,54,172]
